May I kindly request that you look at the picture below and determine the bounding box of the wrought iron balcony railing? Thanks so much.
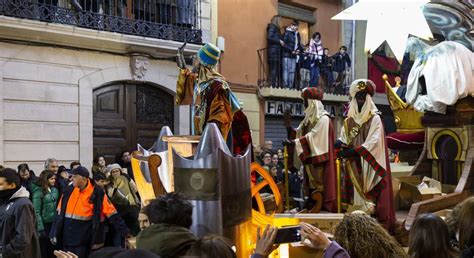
[257,48,351,95]
[0,0,202,44]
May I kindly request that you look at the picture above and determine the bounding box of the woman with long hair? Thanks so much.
[92,154,107,176]
[31,170,59,258]
[408,213,458,258]
[333,213,406,258]
[445,197,474,249]
[458,197,474,257]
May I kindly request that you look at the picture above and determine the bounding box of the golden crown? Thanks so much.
[383,74,424,133]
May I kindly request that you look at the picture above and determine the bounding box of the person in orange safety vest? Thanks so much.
[49,166,130,258]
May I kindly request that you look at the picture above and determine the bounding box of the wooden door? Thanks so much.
[93,82,174,164]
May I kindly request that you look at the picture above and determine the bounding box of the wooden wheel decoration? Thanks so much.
[131,151,164,204]
[251,162,283,215]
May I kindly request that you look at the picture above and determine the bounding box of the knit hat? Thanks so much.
[197,43,221,67]
[301,87,324,100]
[106,163,122,175]
[71,166,90,178]
[0,168,20,187]
[58,165,68,174]
[349,79,376,97]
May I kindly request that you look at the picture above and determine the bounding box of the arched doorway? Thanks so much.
[93,82,174,163]
[432,130,463,185]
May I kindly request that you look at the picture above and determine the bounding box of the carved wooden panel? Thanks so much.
[93,83,174,164]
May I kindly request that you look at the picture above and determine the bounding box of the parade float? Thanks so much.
[129,0,473,256]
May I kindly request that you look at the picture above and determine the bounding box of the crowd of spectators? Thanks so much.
[1,151,474,258]
[266,16,352,94]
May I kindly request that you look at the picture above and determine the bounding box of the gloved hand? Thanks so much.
[282,139,295,146]
[337,148,357,158]
[334,140,344,149]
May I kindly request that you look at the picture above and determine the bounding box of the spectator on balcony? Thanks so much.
[134,0,153,22]
[155,0,176,25]
[321,48,334,93]
[308,32,323,87]
[299,46,312,89]
[282,20,302,89]
[76,0,99,13]
[331,46,351,94]
[266,15,284,88]
[177,0,195,28]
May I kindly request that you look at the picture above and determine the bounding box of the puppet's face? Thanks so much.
[355,91,367,112]
[303,99,308,109]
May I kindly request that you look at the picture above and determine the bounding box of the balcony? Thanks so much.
[0,0,202,44]
[257,48,350,101]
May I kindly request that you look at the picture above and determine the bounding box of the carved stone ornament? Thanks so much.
[130,54,150,81]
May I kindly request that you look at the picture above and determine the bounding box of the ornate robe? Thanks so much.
[176,68,235,141]
[289,115,337,212]
[339,114,396,232]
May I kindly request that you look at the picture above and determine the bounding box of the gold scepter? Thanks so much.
[284,145,290,211]
[336,158,341,213]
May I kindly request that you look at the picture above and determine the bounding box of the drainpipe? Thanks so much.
[351,0,356,81]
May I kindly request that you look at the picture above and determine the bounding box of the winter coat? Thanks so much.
[282,29,302,58]
[54,177,69,194]
[321,54,334,71]
[266,23,282,60]
[30,183,59,232]
[331,52,351,73]
[50,182,129,250]
[0,187,41,258]
[136,223,197,258]
[20,177,35,195]
[106,175,139,215]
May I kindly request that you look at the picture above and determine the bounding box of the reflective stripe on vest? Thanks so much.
[65,213,93,221]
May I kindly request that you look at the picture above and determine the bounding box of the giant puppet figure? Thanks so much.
[175,43,242,143]
[284,87,337,213]
[337,79,395,232]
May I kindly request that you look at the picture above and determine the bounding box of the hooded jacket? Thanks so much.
[136,223,197,258]
[0,187,41,258]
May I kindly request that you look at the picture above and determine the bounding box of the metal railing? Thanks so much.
[257,48,351,95]
[0,0,202,43]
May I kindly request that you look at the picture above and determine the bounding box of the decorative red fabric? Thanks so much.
[231,110,253,158]
[386,131,425,150]
[368,55,400,93]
